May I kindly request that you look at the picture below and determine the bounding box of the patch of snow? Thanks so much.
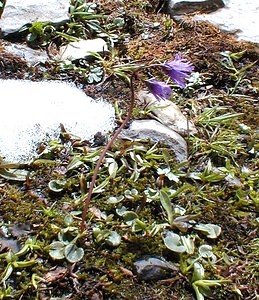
[195,0,259,43]
[0,80,115,162]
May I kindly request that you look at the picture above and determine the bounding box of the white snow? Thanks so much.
[195,0,259,44]
[0,80,115,162]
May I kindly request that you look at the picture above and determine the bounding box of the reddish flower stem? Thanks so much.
[80,70,138,233]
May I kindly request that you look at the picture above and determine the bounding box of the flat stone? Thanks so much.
[2,41,49,66]
[0,37,108,68]
[57,38,108,61]
[138,91,197,136]
[166,0,225,17]
[0,80,115,163]
[0,0,70,37]
[119,119,188,162]
[133,255,178,281]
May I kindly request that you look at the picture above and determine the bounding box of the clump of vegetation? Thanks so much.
[0,0,258,299]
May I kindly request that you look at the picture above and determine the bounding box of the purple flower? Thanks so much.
[146,79,172,101]
[163,53,194,88]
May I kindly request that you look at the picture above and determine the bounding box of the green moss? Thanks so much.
[1,0,259,298]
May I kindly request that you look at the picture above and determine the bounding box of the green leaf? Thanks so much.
[181,235,195,254]
[160,190,173,225]
[107,158,118,178]
[55,31,80,42]
[132,219,147,232]
[205,113,243,126]
[49,241,65,260]
[64,244,84,263]
[64,214,73,227]
[1,263,14,284]
[174,205,186,216]
[113,17,125,27]
[230,50,246,61]
[195,279,228,287]
[104,231,121,247]
[58,230,77,245]
[192,284,205,300]
[107,195,124,204]
[94,228,111,243]
[192,262,204,282]
[0,168,28,181]
[125,188,138,199]
[93,228,121,247]
[66,156,84,171]
[116,206,128,216]
[198,245,214,258]
[167,172,179,182]
[92,178,109,194]
[124,211,138,225]
[148,223,168,236]
[192,282,211,300]
[194,224,221,239]
[48,179,66,192]
[163,231,186,253]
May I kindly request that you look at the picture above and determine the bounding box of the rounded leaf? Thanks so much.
[163,231,186,253]
[107,195,124,204]
[64,244,84,263]
[194,224,221,239]
[49,241,65,260]
[48,179,66,192]
[64,214,73,227]
[105,231,121,247]
[124,211,138,225]
[198,245,213,258]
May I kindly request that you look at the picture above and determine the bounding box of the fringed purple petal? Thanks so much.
[146,79,172,101]
[163,54,194,88]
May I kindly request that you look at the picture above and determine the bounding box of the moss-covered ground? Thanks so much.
[0,1,258,299]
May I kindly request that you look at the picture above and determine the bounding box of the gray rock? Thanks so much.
[1,34,108,67]
[0,0,70,37]
[133,255,178,281]
[119,119,188,162]
[166,0,225,17]
[56,38,108,61]
[2,41,49,66]
[138,91,197,136]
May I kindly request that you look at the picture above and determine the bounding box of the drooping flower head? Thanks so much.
[145,79,172,101]
[162,53,194,88]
